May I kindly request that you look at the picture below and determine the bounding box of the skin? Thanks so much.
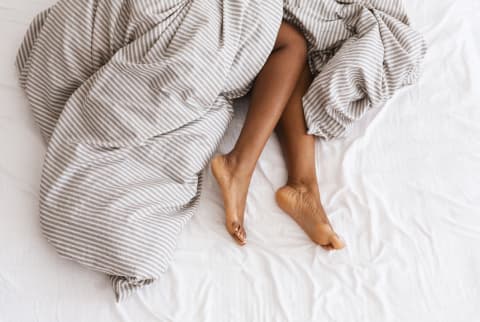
[211,22,344,250]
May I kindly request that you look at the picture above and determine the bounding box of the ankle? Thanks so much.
[286,178,318,192]
[223,153,254,179]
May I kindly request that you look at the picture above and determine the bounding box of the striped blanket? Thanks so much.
[16,0,426,301]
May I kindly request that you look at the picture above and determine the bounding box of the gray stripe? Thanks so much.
[283,0,427,139]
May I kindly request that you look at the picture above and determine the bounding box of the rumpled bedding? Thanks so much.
[284,0,427,138]
[16,0,426,301]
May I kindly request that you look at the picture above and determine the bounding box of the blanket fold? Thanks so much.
[283,0,427,139]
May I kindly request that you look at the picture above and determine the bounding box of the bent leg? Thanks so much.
[275,65,344,250]
[212,22,307,245]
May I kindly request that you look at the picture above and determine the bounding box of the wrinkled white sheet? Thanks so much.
[1,0,479,321]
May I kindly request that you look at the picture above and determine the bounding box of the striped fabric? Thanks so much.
[16,0,425,301]
[284,0,427,139]
[16,0,283,301]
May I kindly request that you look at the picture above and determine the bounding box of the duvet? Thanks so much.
[16,0,426,301]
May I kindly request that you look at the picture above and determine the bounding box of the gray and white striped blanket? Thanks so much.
[16,0,426,301]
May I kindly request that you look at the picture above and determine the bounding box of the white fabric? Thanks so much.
[1,0,479,321]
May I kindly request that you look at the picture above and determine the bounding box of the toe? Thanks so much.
[233,233,246,245]
[232,222,241,233]
[321,244,334,251]
[229,222,246,245]
[236,226,246,243]
[330,234,345,250]
[235,231,246,245]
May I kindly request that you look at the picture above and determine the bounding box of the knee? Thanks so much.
[274,23,308,60]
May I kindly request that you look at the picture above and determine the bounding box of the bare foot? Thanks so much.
[275,184,345,250]
[211,154,251,245]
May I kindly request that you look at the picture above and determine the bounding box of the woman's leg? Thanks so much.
[275,65,344,250]
[212,23,308,245]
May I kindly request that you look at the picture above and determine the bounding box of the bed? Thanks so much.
[1,0,479,321]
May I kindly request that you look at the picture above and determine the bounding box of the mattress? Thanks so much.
[1,0,479,321]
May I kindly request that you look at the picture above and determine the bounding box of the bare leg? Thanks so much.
[212,23,307,245]
[275,66,344,250]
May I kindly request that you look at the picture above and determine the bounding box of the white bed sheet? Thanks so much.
[1,0,479,321]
